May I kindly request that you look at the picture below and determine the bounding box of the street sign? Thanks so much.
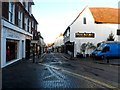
[31,40,38,44]
[75,32,95,38]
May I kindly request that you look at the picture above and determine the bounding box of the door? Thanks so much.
[22,40,24,59]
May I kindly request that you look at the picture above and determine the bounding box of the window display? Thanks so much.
[6,39,18,62]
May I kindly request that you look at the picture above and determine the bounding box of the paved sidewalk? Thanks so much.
[93,58,120,66]
[2,53,46,88]
[62,53,120,66]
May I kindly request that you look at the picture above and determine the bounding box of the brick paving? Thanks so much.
[2,53,108,89]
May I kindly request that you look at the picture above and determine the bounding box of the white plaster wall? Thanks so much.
[3,20,32,37]
[1,20,6,67]
[54,36,64,47]
[1,19,31,68]
[1,26,26,68]
[118,36,120,41]
[69,7,119,57]
[19,40,26,59]
[1,36,6,67]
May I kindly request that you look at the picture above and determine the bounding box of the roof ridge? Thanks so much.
[89,7,118,9]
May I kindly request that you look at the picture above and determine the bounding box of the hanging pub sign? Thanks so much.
[75,32,95,38]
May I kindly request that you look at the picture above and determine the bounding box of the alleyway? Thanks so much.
[2,53,119,89]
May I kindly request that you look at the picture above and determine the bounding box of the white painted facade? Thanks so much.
[64,7,119,57]
[1,1,34,68]
[54,34,64,52]
[1,19,32,68]
[54,35,64,47]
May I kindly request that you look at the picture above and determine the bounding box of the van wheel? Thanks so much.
[101,55,105,60]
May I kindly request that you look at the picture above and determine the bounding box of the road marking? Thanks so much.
[62,70,118,89]
[39,63,119,89]
[61,55,69,60]
[38,63,61,70]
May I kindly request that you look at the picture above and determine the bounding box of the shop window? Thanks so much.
[6,39,18,62]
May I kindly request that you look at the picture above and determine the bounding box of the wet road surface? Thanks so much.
[2,53,119,89]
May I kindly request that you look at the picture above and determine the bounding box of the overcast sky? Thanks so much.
[32,0,119,44]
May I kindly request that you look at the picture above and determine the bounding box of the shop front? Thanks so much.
[65,41,74,57]
[1,27,27,68]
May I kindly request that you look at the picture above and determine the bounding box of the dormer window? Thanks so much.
[83,17,86,24]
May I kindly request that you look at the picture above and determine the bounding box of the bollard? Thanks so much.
[33,51,35,63]
[106,57,109,63]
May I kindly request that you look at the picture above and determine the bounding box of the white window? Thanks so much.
[24,16,27,31]
[25,2,28,11]
[18,11,22,28]
[32,21,34,28]
[27,19,29,32]
[29,3,32,14]
[19,0,23,4]
[23,2,26,9]
[9,2,14,23]
[67,30,70,37]
[29,21,31,33]
[35,24,37,30]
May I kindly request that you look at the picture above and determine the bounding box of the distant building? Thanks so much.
[30,14,38,56]
[0,1,39,68]
[37,32,46,54]
[47,43,54,53]
[30,15,45,57]
[54,33,64,53]
[63,6,120,57]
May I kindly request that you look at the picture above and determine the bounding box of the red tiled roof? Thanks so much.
[89,7,120,24]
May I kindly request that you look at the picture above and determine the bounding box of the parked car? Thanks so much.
[92,41,120,59]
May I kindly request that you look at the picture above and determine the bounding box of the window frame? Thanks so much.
[83,17,86,24]
[18,11,22,28]
[9,2,14,23]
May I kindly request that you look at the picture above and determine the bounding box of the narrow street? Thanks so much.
[1,1,120,90]
[2,53,119,89]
